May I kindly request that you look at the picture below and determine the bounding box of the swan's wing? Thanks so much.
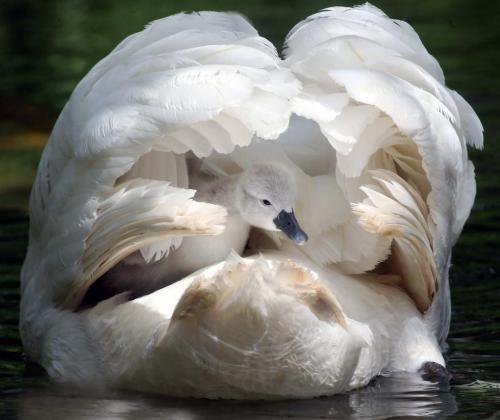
[63,179,226,308]
[285,4,482,341]
[23,12,299,309]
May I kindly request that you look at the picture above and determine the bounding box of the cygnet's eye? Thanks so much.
[261,199,272,206]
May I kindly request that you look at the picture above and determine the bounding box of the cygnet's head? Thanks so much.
[236,163,308,245]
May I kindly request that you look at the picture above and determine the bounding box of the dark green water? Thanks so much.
[1,0,499,418]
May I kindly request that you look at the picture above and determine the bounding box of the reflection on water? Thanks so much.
[3,373,459,420]
[1,0,500,418]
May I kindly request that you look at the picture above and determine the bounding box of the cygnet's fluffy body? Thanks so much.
[82,163,307,305]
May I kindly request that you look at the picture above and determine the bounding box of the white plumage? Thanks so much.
[20,4,482,398]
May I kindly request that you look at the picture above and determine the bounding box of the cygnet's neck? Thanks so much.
[194,174,241,215]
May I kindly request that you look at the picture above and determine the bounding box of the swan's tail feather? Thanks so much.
[64,179,226,308]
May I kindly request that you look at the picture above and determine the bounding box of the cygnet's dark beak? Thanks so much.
[273,210,308,245]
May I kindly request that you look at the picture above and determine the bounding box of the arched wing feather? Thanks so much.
[24,12,299,309]
[285,3,482,341]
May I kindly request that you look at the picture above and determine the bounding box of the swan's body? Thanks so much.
[20,4,482,398]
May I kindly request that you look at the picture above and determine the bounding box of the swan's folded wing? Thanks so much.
[285,4,482,341]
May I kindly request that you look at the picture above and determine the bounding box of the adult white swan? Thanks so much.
[20,4,482,398]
